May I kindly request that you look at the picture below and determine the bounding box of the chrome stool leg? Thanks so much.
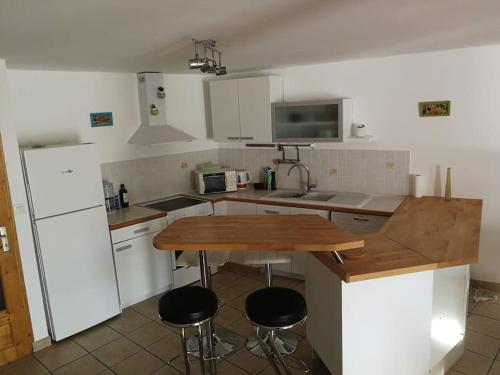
[255,327,282,375]
[269,330,292,375]
[180,328,191,375]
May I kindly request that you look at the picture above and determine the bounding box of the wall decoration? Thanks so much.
[418,101,451,117]
[90,112,113,127]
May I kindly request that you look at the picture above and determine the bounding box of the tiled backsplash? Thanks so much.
[101,149,218,204]
[218,148,409,196]
[101,148,409,204]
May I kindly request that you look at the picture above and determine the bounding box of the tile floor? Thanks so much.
[0,263,325,375]
[2,265,499,375]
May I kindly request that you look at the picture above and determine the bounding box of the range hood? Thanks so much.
[128,72,195,145]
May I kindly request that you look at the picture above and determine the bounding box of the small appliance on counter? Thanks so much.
[195,164,237,195]
[236,169,251,190]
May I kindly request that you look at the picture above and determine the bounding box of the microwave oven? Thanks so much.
[196,170,237,195]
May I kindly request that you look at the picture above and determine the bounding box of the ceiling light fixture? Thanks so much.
[189,39,226,75]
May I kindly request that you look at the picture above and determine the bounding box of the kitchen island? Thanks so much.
[154,195,481,375]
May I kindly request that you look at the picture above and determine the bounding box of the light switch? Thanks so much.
[14,203,26,215]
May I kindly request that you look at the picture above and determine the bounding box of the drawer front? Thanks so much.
[330,211,388,229]
[257,204,291,215]
[111,216,167,244]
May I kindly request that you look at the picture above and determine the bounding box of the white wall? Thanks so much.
[245,45,499,282]
[0,60,48,341]
[7,70,216,163]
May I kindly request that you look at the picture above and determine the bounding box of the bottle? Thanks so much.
[444,168,452,201]
[119,184,129,208]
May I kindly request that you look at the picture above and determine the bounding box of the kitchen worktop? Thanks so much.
[107,205,166,231]
[188,188,404,215]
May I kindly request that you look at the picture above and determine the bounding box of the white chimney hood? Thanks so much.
[128,72,195,145]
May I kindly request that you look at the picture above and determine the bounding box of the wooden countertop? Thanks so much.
[313,196,482,282]
[107,206,166,231]
[153,215,364,252]
[156,195,482,283]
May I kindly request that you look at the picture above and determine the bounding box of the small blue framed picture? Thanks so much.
[90,112,113,127]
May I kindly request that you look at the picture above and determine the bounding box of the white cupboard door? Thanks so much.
[114,232,172,308]
[209,79,241,142]
[36,206,120,340]
[23,144,104,219]
[289,207,329,275]
[238,77,273,142]
[257,204,292,273]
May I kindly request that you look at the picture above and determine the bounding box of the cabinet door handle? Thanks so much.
[240,136,254,140]
[116,244,132,252]
[227,136,240,140]
[133,227,150,234]
[353,217,369,222]
[264,210,280,215]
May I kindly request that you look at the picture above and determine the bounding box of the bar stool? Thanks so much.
[176,250,239,357]
[229,252,300,356]
[159,286,219,375]
[245,287,309,375]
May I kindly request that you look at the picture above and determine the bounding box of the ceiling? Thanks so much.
[1,0,500,73]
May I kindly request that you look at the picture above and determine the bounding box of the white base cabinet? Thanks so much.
[111,217,173,308]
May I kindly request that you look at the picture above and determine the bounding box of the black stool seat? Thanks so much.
[246,287,306,328]
[159,286,218,326]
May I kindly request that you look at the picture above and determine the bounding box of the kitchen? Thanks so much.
[0,1,499,375]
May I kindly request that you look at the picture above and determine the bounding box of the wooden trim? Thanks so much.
[0,134,34,364]
[108,211,166,231]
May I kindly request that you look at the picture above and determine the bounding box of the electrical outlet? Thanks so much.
[329,168,337,176]
[386,162,395,170]
[14,203,26,215]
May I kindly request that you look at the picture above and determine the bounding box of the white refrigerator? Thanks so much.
[21,143,120,341]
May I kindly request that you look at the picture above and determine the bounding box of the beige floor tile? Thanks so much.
[131,297,165,324]
[212,270,240,286]
[151,364,182,374]
[226,346,270,374]
[231,277,263,292]
[226,293,247,312]
[294,337,323,370]
[146,334,182,363]
[217,359,249,374]
[107,309,151,335]
[52,354,106,375]
[473,302,500,321]
[227,317,255,338]
[73,324,122,352]
[468,314,500,339]
[272,275,301,289]
[34,339,87,371]
[0,356,48,375]
[216,305,245,327]
[214,285,245,303]
[127,321,173,348]
[445,370,465,375]
[489,361,500,375]
[464,329,500,358]
[290,321,307,337]
[111,350,164,375]
[93,337,141,367]
[293,281,305,295]
[452,350,492,375]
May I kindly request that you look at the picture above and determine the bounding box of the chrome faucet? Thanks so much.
[287,162,317,193]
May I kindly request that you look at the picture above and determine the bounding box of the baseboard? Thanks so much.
[471,279,500,292]
[32,336,52,352]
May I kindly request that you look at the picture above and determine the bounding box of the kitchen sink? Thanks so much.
[264,190,372,207]
[301,192,336,201]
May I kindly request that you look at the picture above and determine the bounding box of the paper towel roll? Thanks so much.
[411,174,423,198]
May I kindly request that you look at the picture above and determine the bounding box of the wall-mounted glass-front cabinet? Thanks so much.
[272,99,352,143]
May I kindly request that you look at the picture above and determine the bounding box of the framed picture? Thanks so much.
[90,112,113,127]
[418,101,451,117]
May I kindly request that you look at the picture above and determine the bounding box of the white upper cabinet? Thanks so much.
[210,76,283,143]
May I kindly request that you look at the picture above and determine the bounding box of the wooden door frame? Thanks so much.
[0,134,33,364]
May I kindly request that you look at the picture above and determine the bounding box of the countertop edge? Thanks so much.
[108,211,166,231]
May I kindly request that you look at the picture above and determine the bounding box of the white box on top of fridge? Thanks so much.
[21,143,120,341]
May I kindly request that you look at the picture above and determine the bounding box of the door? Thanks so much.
[22,144,104,219]
[36,206,120,340]
[114,232,172,308]
[0,136,33,365]
[237,77,273,142]
[289,207,329,275]
[209,79,241,142]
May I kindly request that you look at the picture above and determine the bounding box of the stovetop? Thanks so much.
[141,195,207,212]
